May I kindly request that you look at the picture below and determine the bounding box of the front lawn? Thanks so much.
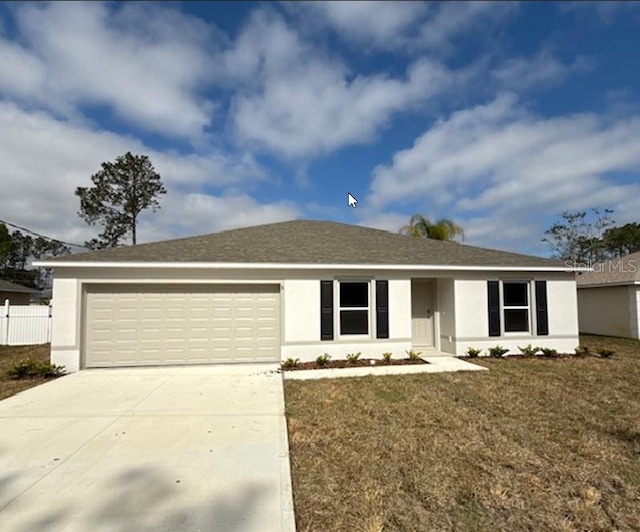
[0,344,52,401]
[284,335,640,531]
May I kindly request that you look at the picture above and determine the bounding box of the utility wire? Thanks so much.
[0,218,88,249]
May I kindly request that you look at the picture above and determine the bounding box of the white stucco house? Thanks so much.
[576,251,640,339]
[35,220,580,372]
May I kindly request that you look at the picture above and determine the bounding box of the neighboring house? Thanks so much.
[35,220,580,372]
[0,280,39,305]
[576,251,640,339]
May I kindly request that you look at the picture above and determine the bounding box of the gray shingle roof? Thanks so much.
[0,280,39,293]
[46,220,563,269]
[576,251,640,286]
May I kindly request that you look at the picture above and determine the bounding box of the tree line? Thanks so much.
[542,209,640,263]
[0,224,70,289]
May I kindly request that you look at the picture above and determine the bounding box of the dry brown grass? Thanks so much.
[285,335,640,531]
[0,344,52,401]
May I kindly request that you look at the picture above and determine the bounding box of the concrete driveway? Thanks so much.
[0,364,295,532]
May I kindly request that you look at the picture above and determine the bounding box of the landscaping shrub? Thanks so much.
[597,348,615,359]
[518,344,539,357]
[282,358,300,369]
[541,347,558,358]
[346,352,361,365]
[488,345,509,358]
[7,359,66,380]
[405,349,422,361]
[575,345,590,357]
[316,353,331,366]
[466,347,482,358]
[382,352,393,363]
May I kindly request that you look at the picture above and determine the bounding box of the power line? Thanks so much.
[0,218,88,249]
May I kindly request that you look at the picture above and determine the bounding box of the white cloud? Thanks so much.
[290,1,428,51]
[227,10,456,159]
[0,2,219,139]
[492,50,593,91]
[140,193,299,243]
[417,2,516,52]
[0,102,287,246]
[356,212,408,234]
[290,1,515,54]
[368,94,640,251]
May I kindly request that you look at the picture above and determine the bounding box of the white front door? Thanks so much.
[411,280,434,347]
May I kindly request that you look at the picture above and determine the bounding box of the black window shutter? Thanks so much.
[320,280,334,340]
[376,280,389,339]
[487,281,501,337]
[535,281,549,336]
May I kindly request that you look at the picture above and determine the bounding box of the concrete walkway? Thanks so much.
[0,365,295,532]
[283,355,487,380]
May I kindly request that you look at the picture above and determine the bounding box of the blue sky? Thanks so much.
[1,1,639,256]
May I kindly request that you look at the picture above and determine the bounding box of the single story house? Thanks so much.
[36,220,580,372]
[0,280,39,305]
[576,251,640,339]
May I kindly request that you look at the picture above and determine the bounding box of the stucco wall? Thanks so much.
[631,287,640,339]
[281,278,412,362]
[50,267,417,368]
[577,285,635,339]
[50,278,80,371]
[49,266,581,368]
[283,280,319,343]
[453,275,579,356]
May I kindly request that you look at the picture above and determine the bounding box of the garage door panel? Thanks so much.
[85,284,280,367]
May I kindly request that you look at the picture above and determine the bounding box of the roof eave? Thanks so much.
[577,280,640,288]
[33,260,572,272]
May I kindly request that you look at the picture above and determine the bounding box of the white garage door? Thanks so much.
[85,284,280,368]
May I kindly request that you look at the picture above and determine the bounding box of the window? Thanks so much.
[339,282,369,335]
[502,282,530,333]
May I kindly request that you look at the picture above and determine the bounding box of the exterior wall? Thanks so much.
[0,292,31,305]
[51,267,417,369]
[50,278,80,371]
[453,274,579,356]
[577,285,637,339]
[436,278,455,354]
[49,266,582,369]
[631,287,640,340]
[283,280,320,342]
[281,278,412,362]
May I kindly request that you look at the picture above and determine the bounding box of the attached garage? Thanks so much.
[84,284,280,367]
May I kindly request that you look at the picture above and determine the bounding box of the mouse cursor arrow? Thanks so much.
[347,193,358,208]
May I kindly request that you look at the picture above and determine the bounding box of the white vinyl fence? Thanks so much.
[1,300,52,346]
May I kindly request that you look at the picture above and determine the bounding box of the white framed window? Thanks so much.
[337,281,371,336]
[502,281,531,333]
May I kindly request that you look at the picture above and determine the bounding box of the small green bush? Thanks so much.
[406,349,422,361]
[518,344,539,357]
[282,357,300,369]
[597,348,615,359]
[540,347,558,358]
[346,352,361,365]
[382,352,393,363]
[7,359,66,380]
[488,345,509,358]
[316,353,331,366]
[466,347,482,358]
[575,345,590,357]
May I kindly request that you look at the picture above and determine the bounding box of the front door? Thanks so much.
[412,280,434,347]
